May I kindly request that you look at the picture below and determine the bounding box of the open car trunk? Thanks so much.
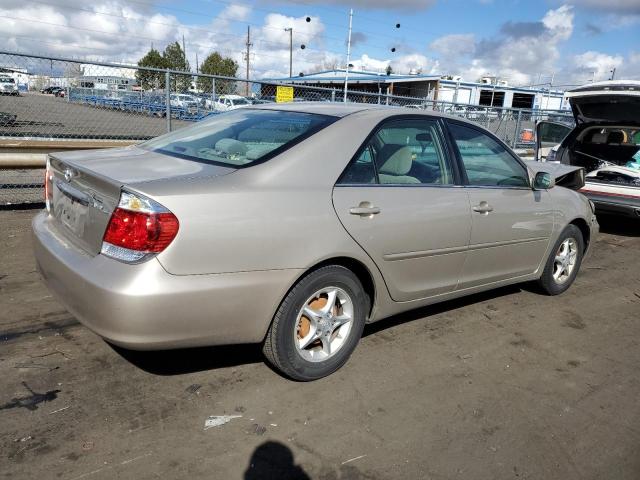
[562,81,640,189]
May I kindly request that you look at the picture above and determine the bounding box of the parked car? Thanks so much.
[0,76,19,95]
[54,89,66,98]
[536,80,640,218]
[41,86,64,95]
[169,94,200,113]
[212,94,252,111]
[33,104,597,380]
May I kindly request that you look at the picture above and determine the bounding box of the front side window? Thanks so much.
[143,109,336,168]
[448,122,529,187]
[339,118,454,185]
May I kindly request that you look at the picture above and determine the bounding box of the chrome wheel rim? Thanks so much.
[293,287,354,363]
[553,237,578,284]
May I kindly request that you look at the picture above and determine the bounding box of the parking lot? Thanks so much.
[1,208,639,479]
[0,93,189,139]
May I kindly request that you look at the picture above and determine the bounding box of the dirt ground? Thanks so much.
[1,208,639,480]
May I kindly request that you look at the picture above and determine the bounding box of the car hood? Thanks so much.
[50,145,236,185]
[528,162,585,190]
[565,81,640,125]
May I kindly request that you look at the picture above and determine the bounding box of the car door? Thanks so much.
[332,116,472,302]
[535,121,573,161]
[446,121,554,289]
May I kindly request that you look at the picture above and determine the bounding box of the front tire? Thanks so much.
[538,224,584,295]
[263,265,368,381]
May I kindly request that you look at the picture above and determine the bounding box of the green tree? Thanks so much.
[197,52,239,94]
[163,42,191,92]
[136,48,168,90]
[385,65,393,76]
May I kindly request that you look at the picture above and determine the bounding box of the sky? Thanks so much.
[1,0,639,88]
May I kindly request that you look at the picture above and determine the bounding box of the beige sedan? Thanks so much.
[33,103,598,380]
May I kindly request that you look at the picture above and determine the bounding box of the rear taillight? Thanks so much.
[44,158,53,212]
[101,191,179,263]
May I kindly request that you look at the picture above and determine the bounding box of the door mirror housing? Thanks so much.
[533,171,555,190]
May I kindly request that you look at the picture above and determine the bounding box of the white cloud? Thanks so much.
[570,51,624,82]
[427,5,576,85]
[429,34,475,58]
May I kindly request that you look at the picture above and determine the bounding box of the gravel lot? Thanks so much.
[1,209,639,480]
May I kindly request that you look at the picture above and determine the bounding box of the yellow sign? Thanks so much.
[276,85,294,103]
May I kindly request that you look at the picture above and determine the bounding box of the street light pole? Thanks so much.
[343,8,353,103]
[284,28,293,78]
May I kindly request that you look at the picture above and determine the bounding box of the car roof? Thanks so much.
[247,101,468,122]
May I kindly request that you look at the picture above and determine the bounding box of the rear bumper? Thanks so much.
[32,212,301,350]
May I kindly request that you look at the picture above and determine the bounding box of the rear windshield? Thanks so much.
[142,109,336,167]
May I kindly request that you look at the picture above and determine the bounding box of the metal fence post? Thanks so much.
[165,71,171,133]
[212,77,216,106]
[514,109,522,149]
[331,89,335,102]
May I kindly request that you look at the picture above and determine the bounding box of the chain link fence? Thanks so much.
[1,51,573,205]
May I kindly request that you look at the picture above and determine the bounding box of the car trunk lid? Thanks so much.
[565,81,640,125]
[47,146,235,255]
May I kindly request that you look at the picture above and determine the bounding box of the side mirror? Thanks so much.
[533,171,555,190]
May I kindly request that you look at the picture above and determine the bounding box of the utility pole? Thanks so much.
[195,52,199,74]
[244,26,252,96]
[610,68,616,80]
[343,8,353,103]
[284,28,293,78]
[182,34,186,68]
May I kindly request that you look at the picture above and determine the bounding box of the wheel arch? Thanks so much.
[569,217,591,253]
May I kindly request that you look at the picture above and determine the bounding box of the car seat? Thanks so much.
[377,145,420,184]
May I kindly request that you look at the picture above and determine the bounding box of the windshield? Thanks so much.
[142,109,337,167]
[233,98,250,105]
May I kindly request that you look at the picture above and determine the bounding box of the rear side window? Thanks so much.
[143,109,336,168]
[448,123,529,188]
[339,118,454,185]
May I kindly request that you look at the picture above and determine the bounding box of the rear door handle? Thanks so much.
[472,202,494,214]
[350,202,381,217]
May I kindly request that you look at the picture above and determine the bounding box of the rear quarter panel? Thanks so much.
[133,111,387,276]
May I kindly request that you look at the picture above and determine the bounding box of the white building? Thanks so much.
[265,69,567,110]
[0,66,30,91]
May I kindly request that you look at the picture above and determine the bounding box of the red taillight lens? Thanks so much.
[103,207,179,253]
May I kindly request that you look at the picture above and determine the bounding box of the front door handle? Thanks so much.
[350,202,381,217]
[472,201,494,214]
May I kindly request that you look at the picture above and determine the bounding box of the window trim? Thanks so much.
[335,114,462,187]
[444,118,532,190]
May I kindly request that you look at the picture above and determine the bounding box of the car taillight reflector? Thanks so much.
[103,208,179,253]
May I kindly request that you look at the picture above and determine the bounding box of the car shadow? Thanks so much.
[112,284,525,376]
[596,214,640,237]
[110,342,264,376]
[363,284,523,338]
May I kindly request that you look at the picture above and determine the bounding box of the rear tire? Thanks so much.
[263,265,368,381]
[537,224,584,295]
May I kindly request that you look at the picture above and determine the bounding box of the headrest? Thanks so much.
[215,138,248,156]
[416,132,432,142]
[607,131,625,144]
[379,145,413,176]
[589,132,607,144]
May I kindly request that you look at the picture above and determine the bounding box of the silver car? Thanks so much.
[33,104,598,380]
